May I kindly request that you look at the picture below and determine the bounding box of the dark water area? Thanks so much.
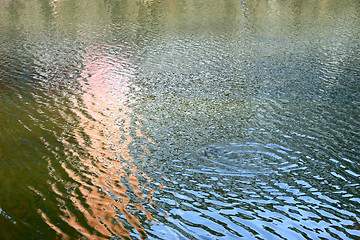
[0,0,360,239]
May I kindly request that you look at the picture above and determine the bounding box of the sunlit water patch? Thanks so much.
[149,139,359,239]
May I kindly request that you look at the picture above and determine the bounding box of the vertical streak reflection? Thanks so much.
[49,46,156,239]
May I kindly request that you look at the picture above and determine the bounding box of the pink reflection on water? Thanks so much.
[48,46,159,239]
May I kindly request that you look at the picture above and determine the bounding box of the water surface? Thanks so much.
[0,0,359,239]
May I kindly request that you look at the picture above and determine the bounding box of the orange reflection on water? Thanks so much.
[49,47,158,239]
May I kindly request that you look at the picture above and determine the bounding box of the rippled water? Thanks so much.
[0,0,360,239]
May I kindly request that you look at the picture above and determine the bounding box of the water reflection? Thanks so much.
[45,46,159,238]
[0,0,360,239]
